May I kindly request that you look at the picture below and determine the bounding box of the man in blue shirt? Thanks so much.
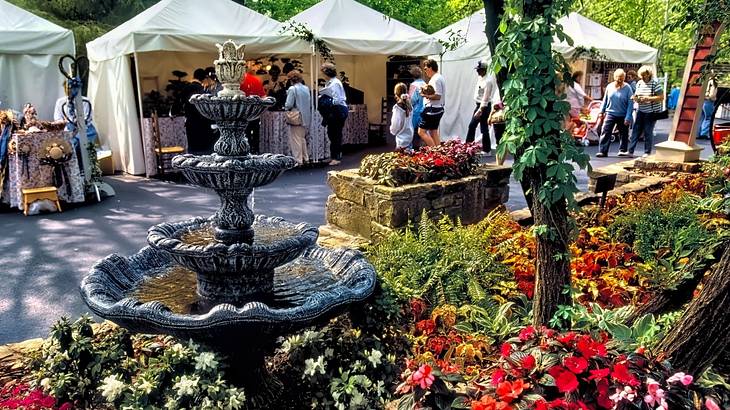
[596,69,634,157]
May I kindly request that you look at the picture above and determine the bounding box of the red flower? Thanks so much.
[556,331,577,346]
[576,335,606,358]
[588,368,610,381]
[409,298,427,320]
[416,319,436,335]
[563,356,589,374]
[521,354,536,371]
[611,363,639,386]
[518,326,536,341]
[500,342,512,357]
[496,379,529,403]
[535,400,549,410]
[548,366,580,393]
[491,369,507,386]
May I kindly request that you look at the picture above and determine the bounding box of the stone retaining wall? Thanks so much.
[324,165,512,243]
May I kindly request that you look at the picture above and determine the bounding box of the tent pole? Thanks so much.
[132,52,146,174]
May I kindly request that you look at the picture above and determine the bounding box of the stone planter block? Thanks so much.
[326,165,512,242]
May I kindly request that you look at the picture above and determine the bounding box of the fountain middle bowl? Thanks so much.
[172,153,296,190]
[147,215,319,276]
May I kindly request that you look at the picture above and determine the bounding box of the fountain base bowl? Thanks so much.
[79,245,377,342]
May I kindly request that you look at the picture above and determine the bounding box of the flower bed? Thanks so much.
[358,141,483,187]
[3,144,730,410]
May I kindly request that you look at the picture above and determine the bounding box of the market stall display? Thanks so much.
[141,116,187,177]
[260,104,368,162]
[2,130,85,210]
[86,0,311,175]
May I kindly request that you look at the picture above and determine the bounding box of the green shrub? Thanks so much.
[366,214,514,308]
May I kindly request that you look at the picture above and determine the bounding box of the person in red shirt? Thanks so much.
[240,61,266,153]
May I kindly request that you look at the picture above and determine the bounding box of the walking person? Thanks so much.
[698,71,718,140]
[390,83,413,149]
[284,70,311,166]
[465,60,496,153]
[319,62,348,165]
[418,59,446,147]
[184,68,214,154]
[628,65,664,158]
[567,71,591,120]
[408,66,426,148]
[596,69,634,158]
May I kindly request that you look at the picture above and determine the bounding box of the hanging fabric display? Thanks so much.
[8,139,32,178]
[39,137,74,197]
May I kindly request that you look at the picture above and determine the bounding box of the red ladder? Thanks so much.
[670,22,724,144]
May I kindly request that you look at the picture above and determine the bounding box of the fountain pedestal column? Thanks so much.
[214,187,255,243]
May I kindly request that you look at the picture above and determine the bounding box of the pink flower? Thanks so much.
[500,342,512,357]
[518,326,536,341]
[411,364,435,389]
[667,372,693,386]
[706,398,721,410]
[491,369,507,386]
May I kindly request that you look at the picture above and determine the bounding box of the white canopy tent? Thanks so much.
[87,0,311,174]
[0,0,75,119]
[433,11,658,139]
[288,0,442,124]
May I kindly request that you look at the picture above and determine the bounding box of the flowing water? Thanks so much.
[133,257,338,315]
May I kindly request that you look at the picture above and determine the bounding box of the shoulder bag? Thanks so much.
[285,87,303,126]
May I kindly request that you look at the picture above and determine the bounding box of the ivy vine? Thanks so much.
[281,21,335,62]
[491,0,590,207]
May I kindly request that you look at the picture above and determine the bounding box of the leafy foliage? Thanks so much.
[493,0,590,207]
[366,213,514,307]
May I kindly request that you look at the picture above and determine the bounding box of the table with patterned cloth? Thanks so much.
[259,104,369,163]
[141,116,188,177]
[1,130,85,210]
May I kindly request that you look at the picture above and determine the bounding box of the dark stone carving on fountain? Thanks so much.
[79,40,376,407]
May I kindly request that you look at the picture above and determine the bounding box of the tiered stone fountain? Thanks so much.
[80,41,376,408]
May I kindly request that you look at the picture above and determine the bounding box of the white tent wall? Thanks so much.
[88,56,145,175]
[330,55,388,124]
[433,11,658,140]
[0,0,75,119]
[0,54,68,119]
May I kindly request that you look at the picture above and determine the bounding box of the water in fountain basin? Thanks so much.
[133,257,339,315]
[179,222,301,247]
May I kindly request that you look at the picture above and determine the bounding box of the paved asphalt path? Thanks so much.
[0,118,714,344]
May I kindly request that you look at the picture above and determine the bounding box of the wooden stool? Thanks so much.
[21,187,62,216]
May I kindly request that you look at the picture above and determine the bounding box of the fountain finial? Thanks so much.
[214,40,246,97]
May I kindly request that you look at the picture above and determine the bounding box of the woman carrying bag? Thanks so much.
[284,70,311,166]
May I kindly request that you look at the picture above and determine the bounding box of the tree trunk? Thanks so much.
[483,0,507,87]
[655,241,730,376]
[526,166,572,326]
[625,243,725,325]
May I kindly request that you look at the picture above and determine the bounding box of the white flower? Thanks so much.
[195,352,219,372]
[170,343,186,358]
[365,349,383,368]
[39,378,51,389]
[136,377,155,395]
[351,391,367,407]
[173,375,199,396]
[99,374,126,402]
[303,356,327,377]
[324,347,335,358]
[225,389,245,409]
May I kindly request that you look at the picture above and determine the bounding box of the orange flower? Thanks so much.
[495,379,529,403]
